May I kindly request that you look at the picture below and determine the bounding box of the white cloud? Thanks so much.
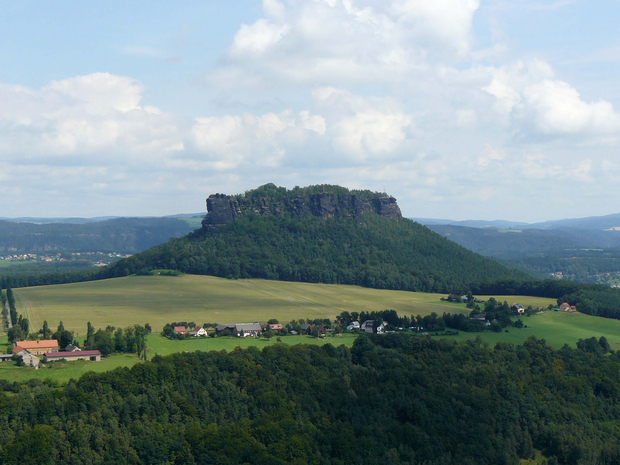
[211,0,482,87]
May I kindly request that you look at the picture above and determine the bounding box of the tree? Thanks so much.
[40,321,52,339]
[58,331,73,350]
[57,321,65,333]
[94,329,113,356]
[263,330,275,340]
[267,319,279,325]
[114,328,126,353]
[144,323,152,334]
[18,318,29,337]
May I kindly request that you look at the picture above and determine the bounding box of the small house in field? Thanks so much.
[64,344,81,352]
[269,324,283,331]
[189,327,208,337]
[234,323,262,338]
[559,303,572,312]
[300,323,311,334]
[174,326,187,335]
[0,354,13,362]
[511,303,525,314]
[12,340,59,355]
[44,350,102,363]
[347,321,360,331]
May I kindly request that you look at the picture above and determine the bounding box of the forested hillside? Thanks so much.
[102,213,528,293]
[0,218,196,254]
[1,335,619,464]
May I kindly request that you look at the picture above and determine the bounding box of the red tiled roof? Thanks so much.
[14,340,58,350]
[45,350,101,358]
[174,326,186,332]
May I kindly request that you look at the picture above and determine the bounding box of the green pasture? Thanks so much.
[146,332,358,357]
[0,333,357,384]
[442,311,620,350]
[12,274,557,335]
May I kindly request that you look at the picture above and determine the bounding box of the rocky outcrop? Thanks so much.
[201,186,402,229]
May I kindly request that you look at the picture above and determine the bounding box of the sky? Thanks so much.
[1,0,620,221]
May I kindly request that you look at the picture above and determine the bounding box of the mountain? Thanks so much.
[0,217,197,254]
[413,218,529,228]
[102,184,529,293]
[526,213,620,231]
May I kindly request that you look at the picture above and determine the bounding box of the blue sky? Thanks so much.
[1,0,620,221]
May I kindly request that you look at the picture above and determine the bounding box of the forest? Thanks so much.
[1,335,619,464]
[99,213,528,294]
[0,217,195,254]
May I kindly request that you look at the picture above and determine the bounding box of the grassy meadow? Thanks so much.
[442,310,620,350]
[11,274,549,335]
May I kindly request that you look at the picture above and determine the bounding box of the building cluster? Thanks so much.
[345,320,387,334]
[0,340,101,369]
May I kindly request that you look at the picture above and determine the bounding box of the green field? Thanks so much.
[13,274,556,335]
[0,333,357,383]
[442,311,620,350]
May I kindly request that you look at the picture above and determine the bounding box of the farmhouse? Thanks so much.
[559,303,577,313]
[269,324,283,331]
[0,354,13,362]
[189,327,208,337]
[511,303,525,314]
[12,340,59,355]
[360,320,374,333]
[64,344,82,352]
[174,326,187,335]
[300,323,311,334]
[44,350,102,363]
[347,321,360,330]
[215,324,235,335]
[234,323,262,338]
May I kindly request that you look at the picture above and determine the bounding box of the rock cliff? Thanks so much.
[201,185,402,229]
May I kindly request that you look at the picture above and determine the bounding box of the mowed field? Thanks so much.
[11,274,548,335]
[447,311,620,350]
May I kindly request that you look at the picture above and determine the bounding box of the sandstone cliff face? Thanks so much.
[202,189,402,229]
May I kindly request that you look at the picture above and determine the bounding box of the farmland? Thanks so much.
[12,274,555,335]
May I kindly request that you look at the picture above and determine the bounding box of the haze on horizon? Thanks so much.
[1,0,620,223]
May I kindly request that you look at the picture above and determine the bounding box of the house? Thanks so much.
[559,303,573,312]
[234,323,262,338]
[289,330,298,335]
[215,324,236,335]
[0,354,13,362]
[174,326,187,335]
[346,321,360,331]
[12,340,59,355]
[189,327,208,337]
[21,353,40,368]
[64,344,81,352]
[44,350,102,363]
[269,324,283,331]
[376,321,388,334]
[360,320,375,333]
[300,323,311,334]
[511,303,525,314]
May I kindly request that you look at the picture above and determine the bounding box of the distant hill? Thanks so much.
[416,212,620,231]
[0,217,197,254]
[102,184,529,293]
[413,218,529,228]
[525,213,620,231]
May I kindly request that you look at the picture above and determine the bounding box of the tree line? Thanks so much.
[0,335,619,463]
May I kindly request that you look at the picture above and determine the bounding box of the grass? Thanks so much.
[0,354,140,383]
[146,332,358,357]
[439,311,620,350]
[13,274,556,335]
[0,333,358,384]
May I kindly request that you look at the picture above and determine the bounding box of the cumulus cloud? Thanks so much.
[212,0,482,87]
[0,73,182,160]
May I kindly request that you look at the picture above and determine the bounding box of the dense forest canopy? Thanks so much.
[1,336,620,464]
[101,213,528,294]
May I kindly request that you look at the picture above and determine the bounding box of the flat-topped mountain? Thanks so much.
[101,184,529,293]
[202,183,401,229]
